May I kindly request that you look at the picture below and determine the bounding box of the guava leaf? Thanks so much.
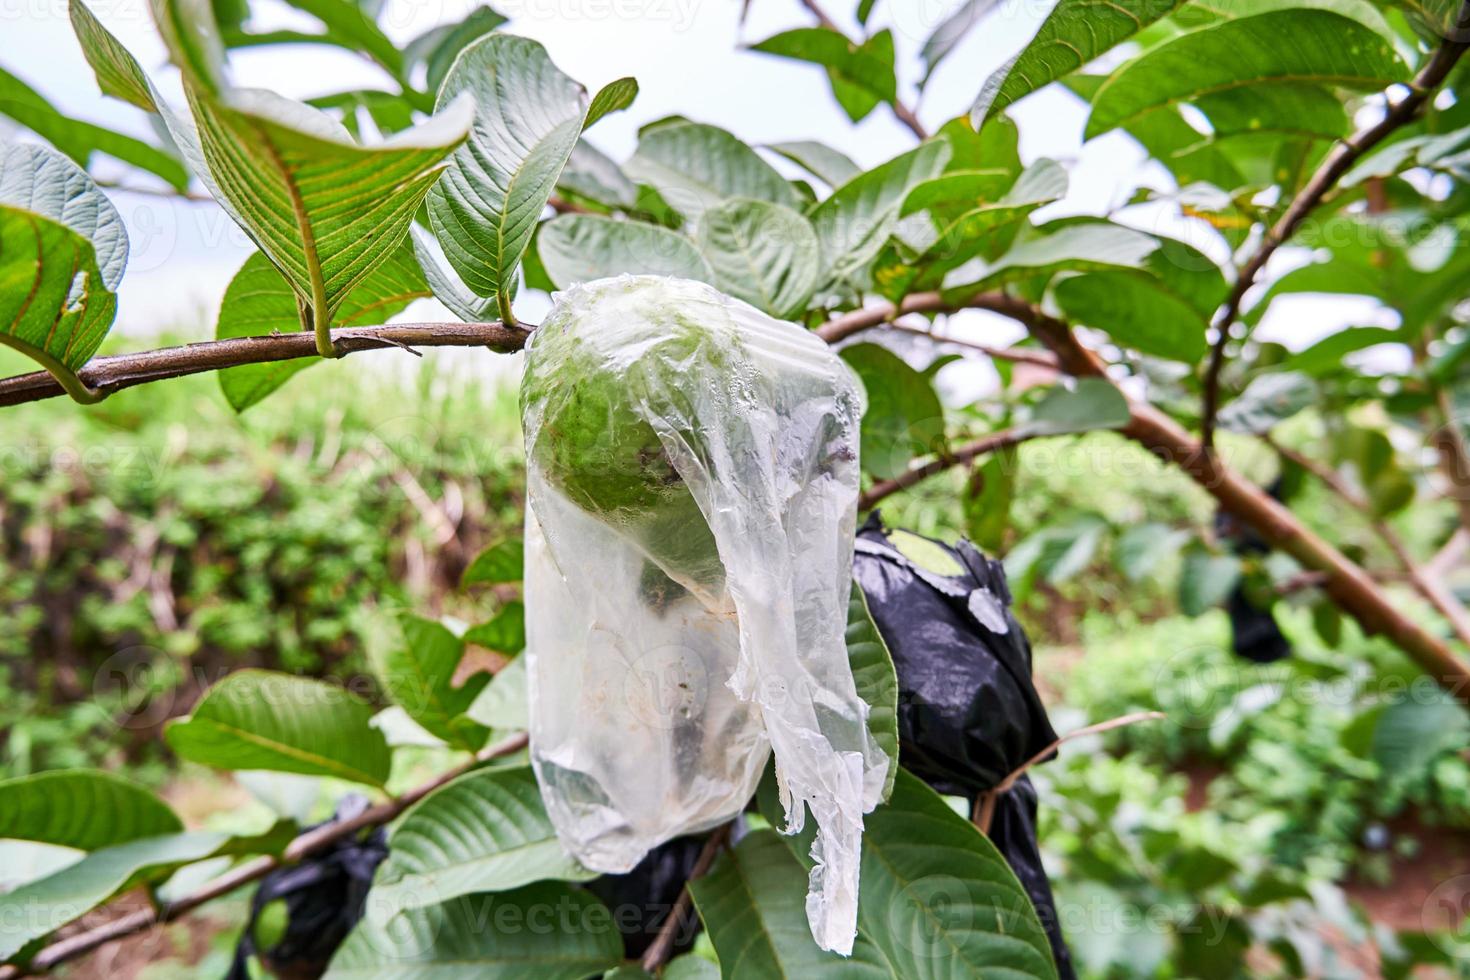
[463,537,525,586]
[749,27,897,123]
[688,830,896,977]
[942,220,1158,297]
[971,0,1189,125]
[1083,11,1408,140]
[696,197,819,317]
[372,615,490,752]
[370,766,594,913]
[0,771,182,852]
[165,669,391,787]
[846,582,899,802]
[427,33,636,320]
[324,883,622,978]
[625,120,802,226]
[840,343,946,480]
[764,140,861,188]
[538,213,715,288]
[216,242,429,411]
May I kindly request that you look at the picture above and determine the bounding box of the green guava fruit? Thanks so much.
[522,277,735,592]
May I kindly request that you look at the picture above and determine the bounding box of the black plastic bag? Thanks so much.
[226,796,388,980]
[852,513,1075,980]
[1216,483,1292,663]
[584,833,709,959]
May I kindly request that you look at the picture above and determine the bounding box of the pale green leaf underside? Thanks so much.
[216,242,428,410]
[943,221,1158,296]
[324,883,622,979]
[538,213,715,288]
[427,34,591,307]
[764,140,861,188]
[0,831,230,961]
[696,197,819,317]
[972,0,1189,124]
[0,770,182,852]
[1084,10,1408,139]
[625,120,803,226]
[372,766,592,912]
[0,141,126,290]
[165,669,391,786]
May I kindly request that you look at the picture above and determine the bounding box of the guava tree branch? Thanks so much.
[0,322,530,408]
[1199,2,1470,450]
[795,0,929,140]
[1264,434,1470,649]
[638,823,733,972]
[828,294,1470,706]
[859,427,1032,509]
[0,732,530,980]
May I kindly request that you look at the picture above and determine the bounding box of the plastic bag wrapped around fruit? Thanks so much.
[522,275,887,954]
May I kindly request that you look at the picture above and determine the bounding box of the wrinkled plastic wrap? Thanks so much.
[522,275,887,953]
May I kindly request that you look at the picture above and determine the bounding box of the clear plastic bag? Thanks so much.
[521,275,887,953]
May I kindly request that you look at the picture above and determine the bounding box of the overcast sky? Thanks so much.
[6,0,1387,395]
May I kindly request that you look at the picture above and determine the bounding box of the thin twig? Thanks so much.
[1433,386,1470,534]
[888,323,1060,369]
[0,322,530,408]
[639,823,734,972]
[1199,2,1470,450]
[1266,434,1470,648]
[0,732,529,980]
[973,712,1165,834]
[860,427,1033,509]
[795,0,929,140]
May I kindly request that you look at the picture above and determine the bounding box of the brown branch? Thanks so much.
[795,0,929,140]
[860,427,1032,510]
[0,732,529,980]
[888,323,1060,369]
[1433,386,1470,533]
[1266,435,1470,649]
[639,823,733,972]
[1199,3,1470,450]
[0,322,530,408]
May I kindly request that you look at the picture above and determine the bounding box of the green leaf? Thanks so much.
[1052,238,1226,362]
[626,120,803,226]
[586,76,640,129]
[405,5,509,95]
[464,602,526,656]
[1216,372,1316,434]
[463,537,525,586]
[1282,326,1401,375]
[964,446,1017,552]
[216,243,429,411]
[0,831,234,961]
[809,140,950,293]
[943,221,1158,297]
[374,615,490,752]
[149,0,470,341]
[1023,378,1132,436]
[165,669,391,786]
[0,68,190,191]
[559,139,639,209]
[901,158,1067,263]
[764,140,861,188]
[70,0,158,112]
[1005,514,1108,586]
[1371,692,1470,778]
[1179,545,1242,616]
[750,28,897,123]
[761,770,1058,979]
[369,766,592,913]
[846,581,900,802]
[465,656,528,732]
[696,198,819,317]
[922,0,1000,80]
[537,214,715,289]
[1084,11,1408,140]
[1341,123,1470,186]
[1191,83,1349,143]
[325,883,622,978]
[972,0,1189,124]
[0,143,124,400]
[427,35,629,321]
[0,771,182,851]
[280,0,405,79]
[689,830,896,977]
[840,343,946,480]
[1116,523,1188,582]
[664,955,720,979]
